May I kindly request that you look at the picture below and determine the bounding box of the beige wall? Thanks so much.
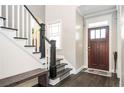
[75,11,84,69]
[27,5,45,23]
[45,6,77,68]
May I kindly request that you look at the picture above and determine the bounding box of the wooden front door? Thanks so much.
[88,26,109,71]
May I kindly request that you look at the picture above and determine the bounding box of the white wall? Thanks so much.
[83,12,118,74]
[45,6,77,68]
[75,11,84,69]
[120,5,124,86]
[27,5,45,23]
[0,29,43,79]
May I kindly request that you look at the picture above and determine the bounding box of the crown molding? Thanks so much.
[84,8,117,19]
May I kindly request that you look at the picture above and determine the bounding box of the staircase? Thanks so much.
[0,5,72,86]
[49,58,72,85]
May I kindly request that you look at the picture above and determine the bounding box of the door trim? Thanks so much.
[84,24,112,73]
[88,26,109,71]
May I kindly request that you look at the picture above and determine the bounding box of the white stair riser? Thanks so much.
[49,78,60,85]
[0,19,4,26]
[60,72,70,81]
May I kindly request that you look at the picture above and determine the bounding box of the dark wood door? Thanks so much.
[88,26,109,71]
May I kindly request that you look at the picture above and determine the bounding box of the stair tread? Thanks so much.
[14,37,28,40]
[56,58,63,62]
[56,63,67,68]
[0,17,6,20]
[0,26,17,31]
[24,45,36,47]
[57,68,72,78]
[33,52,40,54]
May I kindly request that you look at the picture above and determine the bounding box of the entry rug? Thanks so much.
[82,68,112,77]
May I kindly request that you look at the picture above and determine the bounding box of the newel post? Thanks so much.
[50,40,57,78]
[40,23,45,58]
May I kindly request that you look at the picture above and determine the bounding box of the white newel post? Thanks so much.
[26,11,29,44]
[17,5,20,37]
[12,5,15,28]
[0,5,1,16]
[22,6,24,38]
[5,5,8,27]
[0,6,1,26]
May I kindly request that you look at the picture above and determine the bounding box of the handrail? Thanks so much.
[24,5,41,27]
[24,5,51,44]
[24,5,57,78]
[44,36,51,44]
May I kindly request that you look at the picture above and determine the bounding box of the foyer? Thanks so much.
[0,5,124,87]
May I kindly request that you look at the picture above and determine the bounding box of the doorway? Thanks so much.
[88,26,109,71]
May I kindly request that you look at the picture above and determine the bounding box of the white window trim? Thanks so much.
[48,20,62,50]
[88,20,109,28]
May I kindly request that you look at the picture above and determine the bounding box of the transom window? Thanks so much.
[48,22,61,49]
[90,28,106,39]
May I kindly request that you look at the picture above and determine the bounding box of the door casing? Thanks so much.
[88,26,109,70]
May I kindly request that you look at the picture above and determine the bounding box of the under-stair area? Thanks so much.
[0,5,72,87]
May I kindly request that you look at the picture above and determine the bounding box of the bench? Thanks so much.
[0,68,48,87]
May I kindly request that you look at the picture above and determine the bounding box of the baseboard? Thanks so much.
[74,65,84,74]
[49,78,60,85]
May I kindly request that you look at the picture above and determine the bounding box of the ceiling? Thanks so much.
[78,5,116,16]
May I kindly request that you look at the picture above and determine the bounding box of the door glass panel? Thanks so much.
[96,29,100,39]
[90,30,95,39]
[101,29,106,38]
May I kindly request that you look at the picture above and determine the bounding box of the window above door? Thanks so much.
[89,26,108,40]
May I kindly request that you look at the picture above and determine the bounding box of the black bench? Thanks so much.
[0,68,48,87]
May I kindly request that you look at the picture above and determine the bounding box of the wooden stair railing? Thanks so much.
[24,5,57,79]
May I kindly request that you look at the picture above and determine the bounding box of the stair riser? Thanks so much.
[57,66,65,72]
[56,61,60,65]
[60,71,70,81]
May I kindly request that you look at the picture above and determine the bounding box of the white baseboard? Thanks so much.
[49,78,60,85]
[74,65,84,74]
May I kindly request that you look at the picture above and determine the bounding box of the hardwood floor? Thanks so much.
[55,72,119,87]
[34,71,119,87]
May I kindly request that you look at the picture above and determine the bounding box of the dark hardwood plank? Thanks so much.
[55,72,119,87]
